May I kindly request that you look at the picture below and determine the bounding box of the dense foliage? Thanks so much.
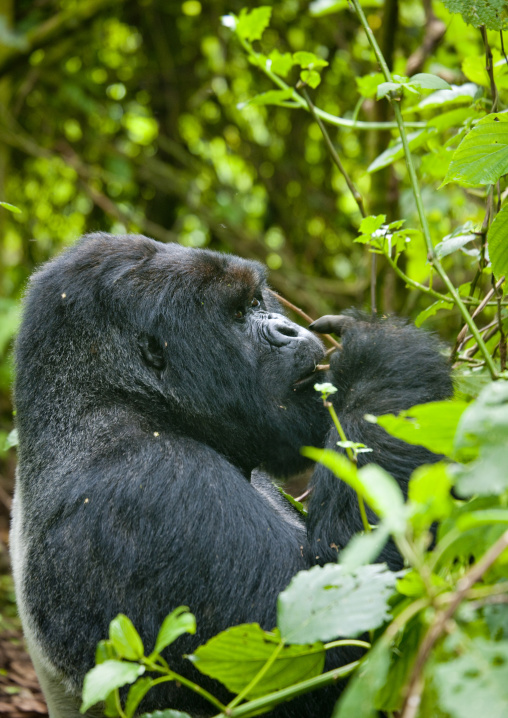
[1,0,508,716]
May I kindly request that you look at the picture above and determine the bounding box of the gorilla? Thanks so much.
[11,233,452,718]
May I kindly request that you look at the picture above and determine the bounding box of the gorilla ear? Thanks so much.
[138,333,166,371]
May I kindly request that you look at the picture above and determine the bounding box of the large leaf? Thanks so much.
[368,400,469,458]
[443,111,508,186]
[277,564,397,644]
[453,382,508,496]
[487,203,508,279]
[434,637,508,718]
[408,462,453,534]
[188,624,324,698]
[81,661,145,713]
[367,130,428,173]
[440,0,508,31]
[415,299,453,327]
[339,523,391,570]
[416,82,478,110]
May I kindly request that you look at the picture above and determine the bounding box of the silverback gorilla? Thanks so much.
[11,233,452,718]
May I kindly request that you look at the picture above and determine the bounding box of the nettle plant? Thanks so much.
[83,3,508,718]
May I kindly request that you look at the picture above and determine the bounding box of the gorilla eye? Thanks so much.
[251,298,260,308]
[235,308,245,319]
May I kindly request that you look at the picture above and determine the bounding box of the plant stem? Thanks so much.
[238,37,425,131]
[326,402,371,532]
[350,0,499,380]
[324,639,371,650]
[227,642,284,709]
[142,660,227,712]
[384,253,450,301]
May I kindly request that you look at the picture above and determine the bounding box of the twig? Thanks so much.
[493,275,507,371]
[481,26,499,112]
[302,88,367,219]
[454,275,505,352]
[268,290,340,349]
[295,487,314,502]
[400,528,508,718]
[500,30,508,67]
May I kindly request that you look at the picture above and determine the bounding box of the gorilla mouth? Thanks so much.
[293,361,330,390]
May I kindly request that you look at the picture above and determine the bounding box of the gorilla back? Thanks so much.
[11,233,452,718]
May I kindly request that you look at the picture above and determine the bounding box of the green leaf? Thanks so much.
[440,0,508,31]
[408,73,451,91]
[81,661,145,713]
[188,624,324,698]
[239,89,294,109]
[408,462,453,533]
[278,564,398,643]
[368,130,428,173]
[376,81,401,99]
[0,201,21,214]
[125,677,153,718]
[415,299,453,327]
[292,51,328,69]
[369,400,469,457]
[139,712,192,718]
[435,230,477,258]
[301,69,321,89]
[443,111,508,186]
[487,203,508,279]
[427,107,477,132]
[236,7,272,42]
[417,82,479,110]
[454,382,508,496]
[356,72,385,98]
[277,486,307,517]
[434,637,508,718]
[339,523,391,570]
[302,448,405,532]
[109,615,144,661]
[4,428,18,450]
[152,607,196,657]
[359,214,386,234]
[267,50,294,78]
[333,639,391,718]
[95,640,118,665]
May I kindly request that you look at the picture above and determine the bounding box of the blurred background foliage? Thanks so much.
[0,0,495,501]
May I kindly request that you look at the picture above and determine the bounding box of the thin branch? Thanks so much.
[480,26,499,112]
[454,275,505,351]
[400,528,508,718]
[302,88,367,219]
[268,290,341,349]
[493,274,507,371]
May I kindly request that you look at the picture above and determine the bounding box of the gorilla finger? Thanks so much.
[309,315,356,336]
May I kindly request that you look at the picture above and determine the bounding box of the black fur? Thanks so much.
[12,234,452,717]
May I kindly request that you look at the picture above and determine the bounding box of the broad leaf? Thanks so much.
[152,607,196,657]
[435,231,477,258]
[109,615,144,661]
[188,624,324,697]
[81,661,145,713]
[339,523,391,570]
[139,712,192,718]
[125,677,153,718]
[417,83,478,110]
[408,73,451,91]
[278,564,397,643]
[440,0,508,31]
[487,203,508,279]
[434,637,508,718]
[292,51,328,69]
[0,201,21,214]
[368,130,428,173]
[301,69,321,88]
[359,214,386,234]
[267,50,293,77]
[239,89,294,108]
[443,111,508,186]
[408,462,453,533]
[369,400,469,457]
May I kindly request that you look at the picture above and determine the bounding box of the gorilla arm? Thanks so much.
[305,312,453,569]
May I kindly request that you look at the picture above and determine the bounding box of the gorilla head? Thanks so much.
[16,233,327,477]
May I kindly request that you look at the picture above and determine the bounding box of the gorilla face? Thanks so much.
[19,233,328,476]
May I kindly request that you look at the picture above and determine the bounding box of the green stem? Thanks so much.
[384,253,450,302]
[324,639,371,650]
[114,689,127,718]
[227,642,285,709]
[327,402,371,532]
[212,660,360,718]
[238,37,425,131]
[350,0,499,380]
[142,660,226,712]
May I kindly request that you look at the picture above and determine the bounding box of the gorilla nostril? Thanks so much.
[276,323,299,338]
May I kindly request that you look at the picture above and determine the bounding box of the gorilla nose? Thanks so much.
[266,315,303,347]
